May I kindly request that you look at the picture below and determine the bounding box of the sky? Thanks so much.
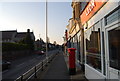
[0,2,72,45]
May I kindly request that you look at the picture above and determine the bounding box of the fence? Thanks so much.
[15,53,58,81]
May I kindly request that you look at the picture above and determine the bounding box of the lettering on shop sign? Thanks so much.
[81,0,106,25]
[85,0,96,16]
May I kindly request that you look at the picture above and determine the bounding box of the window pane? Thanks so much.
[85,22,101,71]
[108,26,120,70]
[102,28,106,75]
[70,37,74,48]
[78,36,81,61]
[86,27,101,54]
[73,35,78,59]
[76,32,81,61]
[105,8,120,25]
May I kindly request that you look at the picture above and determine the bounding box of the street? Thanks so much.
[2,50,58,80]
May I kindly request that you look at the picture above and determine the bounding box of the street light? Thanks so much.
[46,0,48,62]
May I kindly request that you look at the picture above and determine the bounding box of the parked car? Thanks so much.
[0,60,11,71]
[35,50,45,55]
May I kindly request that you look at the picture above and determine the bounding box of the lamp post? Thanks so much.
[46,0,48,62]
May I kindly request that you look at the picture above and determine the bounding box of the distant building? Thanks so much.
[35,39,45,50]
[1,29,35,43]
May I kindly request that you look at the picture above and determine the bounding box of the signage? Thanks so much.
[80,0,106,25]
[85,0,96,16]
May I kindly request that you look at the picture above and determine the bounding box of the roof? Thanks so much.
[15,33,26,38]
[1,29,35,41]
[15,32,34,39]
[1,30,17,40]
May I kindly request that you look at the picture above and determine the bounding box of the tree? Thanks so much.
[25,30,34,50]
[53,41,57,45]
[19,29,34,50]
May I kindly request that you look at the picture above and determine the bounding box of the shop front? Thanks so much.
[81,0,120,79]
[69,23,81,64]
[104,6,120,79]
[68,17,85,68]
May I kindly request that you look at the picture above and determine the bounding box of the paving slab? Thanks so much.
[41,51,88,81]
[63,52,88,80]
[41,52,70,79]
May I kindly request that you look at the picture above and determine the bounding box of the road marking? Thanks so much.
[29,58,37,62]
[16,63,25,67]
[2,70,9,74]
[37,56,41,59]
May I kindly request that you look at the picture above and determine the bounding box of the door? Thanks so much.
[106,23,120,80]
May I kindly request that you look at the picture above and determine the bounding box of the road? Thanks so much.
[2,50,58,80]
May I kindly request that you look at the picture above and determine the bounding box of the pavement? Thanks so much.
[41,51,70,79]
[41,51,88,80]
[64,53,87,80]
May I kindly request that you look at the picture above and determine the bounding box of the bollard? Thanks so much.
[68,48,76,75]
[45,59,48,67]
[41,61,43,71]
[21,75,23,81]
[50,57,52,61]
[48,57,50,63]
[34,66,37,78]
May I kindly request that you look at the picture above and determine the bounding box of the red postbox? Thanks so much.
[67,48,76,75]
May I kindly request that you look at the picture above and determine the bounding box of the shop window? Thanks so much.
[70,37,74,48]
[73,35,77,49]
[74,35,78,60]
[77,33,81,62]
[105,7,120,25]
[102,31,106,75]
[75,34,80,61]
[85,22,101,71]
[108,26,120,70]
[73,37,75,48]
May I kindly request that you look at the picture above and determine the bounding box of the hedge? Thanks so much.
[2,42,30,52]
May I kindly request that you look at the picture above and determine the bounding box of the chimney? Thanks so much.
[27,29,30,33]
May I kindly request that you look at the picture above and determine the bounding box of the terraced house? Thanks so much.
[66,0,120,80]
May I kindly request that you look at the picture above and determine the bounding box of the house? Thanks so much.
[14,29,35,43]
[1,29,35,43]
[1,30,17,43]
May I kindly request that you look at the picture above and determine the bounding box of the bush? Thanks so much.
[2,42,30,52]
